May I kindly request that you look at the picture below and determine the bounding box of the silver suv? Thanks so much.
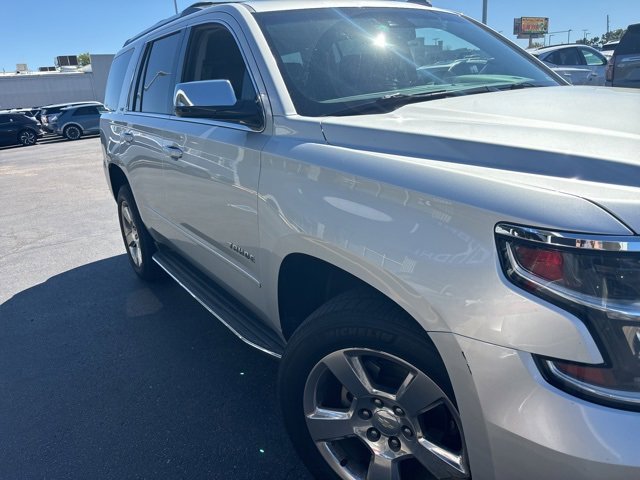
[50,103,106,140]
[101,2,640,479]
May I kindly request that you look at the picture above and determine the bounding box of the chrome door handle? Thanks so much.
[122,131,134,143]
[163,145,183,160]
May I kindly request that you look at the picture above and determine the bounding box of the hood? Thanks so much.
[321,86,640,232]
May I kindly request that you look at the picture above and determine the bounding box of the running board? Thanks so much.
[153,249,285,358]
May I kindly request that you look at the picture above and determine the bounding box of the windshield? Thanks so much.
[255,7,561,116]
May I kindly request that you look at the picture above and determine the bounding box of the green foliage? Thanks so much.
[77,52,91,67]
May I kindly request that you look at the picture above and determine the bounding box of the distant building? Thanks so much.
[0,54,114,109]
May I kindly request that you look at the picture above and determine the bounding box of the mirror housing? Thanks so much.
[173,79,263,130]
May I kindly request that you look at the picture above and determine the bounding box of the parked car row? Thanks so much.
[0,100,106,147]
[528,24,640,87]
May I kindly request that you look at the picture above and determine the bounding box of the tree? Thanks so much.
[77,52,91,67]
[601,28,625,44]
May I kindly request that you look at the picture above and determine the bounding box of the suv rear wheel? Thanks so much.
[279,290,470,480]
[117,185,163,281]
[63,125,82,140]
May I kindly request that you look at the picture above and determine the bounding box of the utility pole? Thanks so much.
[482,0,488,24]
[607,15,610,35]
[173,0,178,14]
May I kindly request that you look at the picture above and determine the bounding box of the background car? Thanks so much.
[0,113,42,147]
[601,40,620,61]
[50,103,106,140]
[530,44,608,85]
[40,101,102,132]
[606,24,640,88]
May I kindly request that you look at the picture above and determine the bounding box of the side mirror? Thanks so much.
[173,79,263,130]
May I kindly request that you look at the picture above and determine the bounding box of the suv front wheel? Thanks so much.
[279,290,470,480]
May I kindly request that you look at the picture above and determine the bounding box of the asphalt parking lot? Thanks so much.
[0,137,312,479]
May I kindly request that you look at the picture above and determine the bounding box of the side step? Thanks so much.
[153,249,285,358]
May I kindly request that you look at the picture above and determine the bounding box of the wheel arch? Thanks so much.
[107,163,130,201]
[62,122,83,135]
[276,248,446,342]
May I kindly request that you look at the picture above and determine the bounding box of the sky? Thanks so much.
[0,0,637,72]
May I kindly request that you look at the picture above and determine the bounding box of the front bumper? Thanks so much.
[432,333,640,480]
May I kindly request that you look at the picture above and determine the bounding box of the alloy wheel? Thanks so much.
[120,201,143,267]
[303,348,469,480]
[19,130,36,146]
[66,126,81,140]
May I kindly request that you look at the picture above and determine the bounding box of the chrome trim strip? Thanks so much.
[504,244,640,321]
[495,223,640,252]
[153,254,282,359]
[546,361,640,406]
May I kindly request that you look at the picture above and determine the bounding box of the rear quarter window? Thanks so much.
[617,26,640,55]
[104,49,134,112]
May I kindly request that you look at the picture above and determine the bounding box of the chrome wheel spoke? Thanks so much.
[306,408,355,442]
[412,438,468,479]
[366,455,401,480]
[322,351,372,398]
[122,206,133,226]
[395,371,443,416]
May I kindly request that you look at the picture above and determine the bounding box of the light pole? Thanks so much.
[548,34,554,46]
[482,0,488,24]
[567,29,572,44]
[173,0,178,14]
[582,30,589,42]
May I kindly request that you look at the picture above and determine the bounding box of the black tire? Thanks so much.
[63,124,82,140]
[279,290,465,480]
[116,185,163,281]
[18,129,37,146]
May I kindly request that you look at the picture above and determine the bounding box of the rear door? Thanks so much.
[120,29,186,234]
[71,105,101,133]
[0,115,16,144]
[577,47,607,85]
[613,25,640,88]
[160,17,270,301]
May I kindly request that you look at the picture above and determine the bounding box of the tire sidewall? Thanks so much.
[116,185,160,280]
[64,125,81,140]
[279,299,455,480]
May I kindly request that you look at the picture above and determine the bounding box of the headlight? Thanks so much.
[495,223,640,410]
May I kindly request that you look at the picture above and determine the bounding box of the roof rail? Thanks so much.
[123,1,240,47]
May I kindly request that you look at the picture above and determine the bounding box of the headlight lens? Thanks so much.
[496,223,640,410]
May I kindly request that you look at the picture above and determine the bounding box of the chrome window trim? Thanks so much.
[495,223,640,252]
[546,360,640,406]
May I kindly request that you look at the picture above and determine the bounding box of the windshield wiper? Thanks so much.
[326,82,542,117]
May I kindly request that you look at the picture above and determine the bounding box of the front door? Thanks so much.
[161,19,269,298]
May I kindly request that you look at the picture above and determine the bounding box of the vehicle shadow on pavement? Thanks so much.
[0,254,311,480]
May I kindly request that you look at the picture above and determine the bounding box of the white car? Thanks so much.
[530,44,608,85]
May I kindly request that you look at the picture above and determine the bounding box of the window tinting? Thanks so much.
[104,49,134,111]
[182,24,256,102]
[137,32,182,114]
[617,25,640,55]
[73,106,98,116]
[546,48,582,66]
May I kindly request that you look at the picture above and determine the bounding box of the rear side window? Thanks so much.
[617,25,640,55]
[72,106,99,116]
[134,31,183,114]
[104,49,134,112]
